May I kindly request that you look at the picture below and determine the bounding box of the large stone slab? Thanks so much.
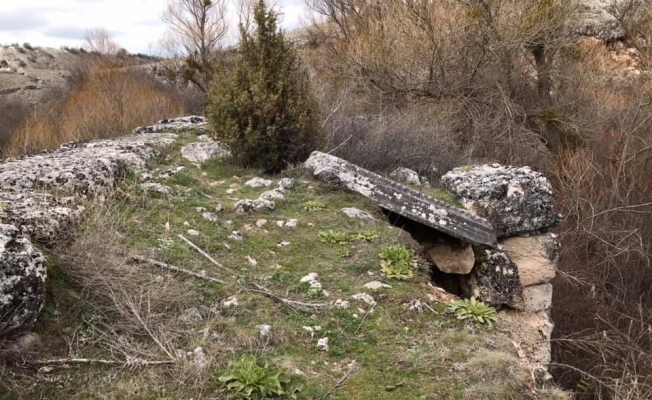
[304,152,497,247]
[442,164,560,237]
[501,233,559,287]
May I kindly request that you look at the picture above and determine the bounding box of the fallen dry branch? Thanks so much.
[354,304,376,335]
[322,361,361,399]
[130,256,227,285]
[250,283,330,313]
[31,357,176,368]
[177,234,235,276]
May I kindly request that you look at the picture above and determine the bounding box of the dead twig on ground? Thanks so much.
[321,361,361,399]
[130,256,227,284]
[178,234,235,276]
[354,304,376,335]
[30,357,176,368]
[249,283,330,313]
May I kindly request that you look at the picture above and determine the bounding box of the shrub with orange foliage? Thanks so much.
[3,63,185,157]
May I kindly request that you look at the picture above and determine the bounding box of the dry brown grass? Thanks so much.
[3,62,186,157]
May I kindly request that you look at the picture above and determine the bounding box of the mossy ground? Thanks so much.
[2,132,528,400]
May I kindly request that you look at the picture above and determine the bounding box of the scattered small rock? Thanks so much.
[226,188,237,195]
[278,240,291,247]
[202,212,218,222]
[181,308,203,323]
[234,199,276,213]
[276,220,285,228]
[406,299,423,313]
[245,177,273,188]
[342,207,376,221]
[193,347,209,369]
[140,183,174,198]
[285,219,299,229]
[228,231,243,241]
[278,178,295,190]
[363,281,392,290]
[246,256,258,266]
[317,337,330,352]
[259,189,286,201]
[300,273,322,289]
[257,324,272,337]
[222,296,238,307]
[214,203,224,212]
[187,229,200,236]
[159,166,187,179]
[334,299,351,309]
[196,207,207,213]
[256,219,268,228]
[352,293,377,306]
[390,167,422,186]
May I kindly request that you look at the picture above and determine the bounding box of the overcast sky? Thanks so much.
[0,0,308,54]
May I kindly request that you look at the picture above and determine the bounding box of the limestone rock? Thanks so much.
[258,189,285,201]
[390,167,421,186]
[341,207,376,221]
[469,248,522,306]
[509,282,553,313]
[442,164,560,237]
[181,141,231,164]
[427,243,475,275]
[0,224,46,335]
[501,233,559,287]
[575,0,626,42]
[245,177,273,188]
[141,183,174,198]
[159,166,187,179]
[304,152,496,247]
[234,199,276,213]
[132,115,207,134]
[278,178,295,191]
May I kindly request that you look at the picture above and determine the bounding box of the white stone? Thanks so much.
[341,207,376,221]
[193,347,209,369]
[257,324,272,337]
[256,219,268,228]
[352,293,376,306]
[228,231,243,241]
[300,273,322,289]
[181,142,231,164]
[285,219,299,229]
[334,299,351,309]
[202,212,218,222]
[246,256,258,266]
[259,189,286,201]
[317,337,329,351]
[222,296,238,307]
[278,178,295,190]
[187,229,201,236]
[234,198,275,213]
[245,177,273,188]
[363,281,391,290]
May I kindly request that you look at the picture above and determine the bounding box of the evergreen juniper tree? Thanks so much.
[206,0,322,171]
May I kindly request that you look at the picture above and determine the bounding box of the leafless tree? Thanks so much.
[82,27,120,55]
[161,0,229,92]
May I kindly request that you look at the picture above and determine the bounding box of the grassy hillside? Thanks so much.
[1,131,564,400]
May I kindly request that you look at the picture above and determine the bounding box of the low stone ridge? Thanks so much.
[0,131,180,336]
[0,224,46,336]
[180,141,231,164]
[442,164,560,237]
[304,152,497,247]
[132,115,208,134]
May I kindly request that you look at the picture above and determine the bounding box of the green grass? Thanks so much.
[3,132,528,399]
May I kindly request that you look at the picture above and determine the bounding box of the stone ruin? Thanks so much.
[0,116,229,338]
[305,152,561,377]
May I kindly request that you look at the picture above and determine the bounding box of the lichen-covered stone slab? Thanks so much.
[0,224,46,335]
[304,152,496,246]
[181,141,231,164]
[442,164,560,237]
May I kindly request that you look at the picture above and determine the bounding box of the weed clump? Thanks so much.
[379,245,416,280]
[218,355,296,399]
[448,297,498,327]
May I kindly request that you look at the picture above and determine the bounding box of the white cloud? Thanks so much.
[0,0,309,54]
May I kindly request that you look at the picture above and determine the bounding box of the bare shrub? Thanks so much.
[82,27,120,56]
[3,62,186,157]
[0,97,32,149]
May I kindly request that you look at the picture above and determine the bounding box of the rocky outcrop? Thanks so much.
[0,224,46,335]
[442,164,561,237]
[0,131,179,336]
[304,152,497,247]
[181,141,231,164]
[305,153,560,374]
[132,116,208,134]
[576,0,626,42]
